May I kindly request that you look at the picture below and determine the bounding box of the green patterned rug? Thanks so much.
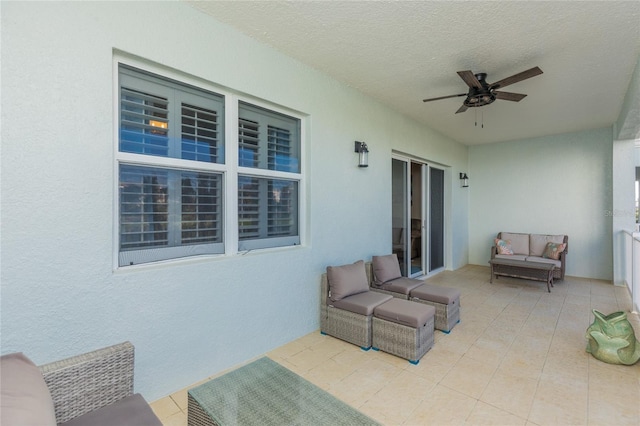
[188,357,379,426]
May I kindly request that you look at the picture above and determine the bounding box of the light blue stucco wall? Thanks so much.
[0,2,469,400]
[468,128,614,280]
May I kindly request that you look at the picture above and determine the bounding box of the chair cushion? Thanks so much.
[410,284,460,305]
[60,393,161,426]
[530,234,565,256]
[501,232,529,255]
[327,260,369,302]
[373,298,435,328]
[381,277,424,295]
[542,242,566,260]
[331,291,393,316]
[0,352,57,426]
[372,254,402,286]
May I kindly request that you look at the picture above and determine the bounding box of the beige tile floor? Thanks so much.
[151,265,640,425]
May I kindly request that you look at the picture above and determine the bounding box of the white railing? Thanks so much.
[622,230,640,314]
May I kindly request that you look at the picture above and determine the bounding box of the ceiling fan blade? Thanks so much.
[455,104,468,114]
[494,91,527,102]
[457,70,482,88]
[490,66,543,89]
[423,93,467,102]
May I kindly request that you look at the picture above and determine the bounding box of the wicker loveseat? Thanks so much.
[491,232,569,280]
[0,341,161,426]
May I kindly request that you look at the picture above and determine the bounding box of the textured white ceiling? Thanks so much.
[187,1,640,145]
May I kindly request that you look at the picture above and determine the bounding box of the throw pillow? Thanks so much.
[0,352,57,426]
[494,238,514,255]
[372,254,402,286]
[326,260,369,302]
[543,242,566,260]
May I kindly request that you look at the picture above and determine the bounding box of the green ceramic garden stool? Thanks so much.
[585,310,640,365]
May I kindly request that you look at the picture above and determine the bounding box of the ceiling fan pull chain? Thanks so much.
[482,109,484,129]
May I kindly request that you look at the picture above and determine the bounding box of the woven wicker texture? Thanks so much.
[411,298,460,332]
[320,266,374,348]
[372,316,434,362]
[187,357,379,426]
[38,341,134,424]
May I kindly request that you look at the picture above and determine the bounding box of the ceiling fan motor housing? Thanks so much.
[464,73,496,107]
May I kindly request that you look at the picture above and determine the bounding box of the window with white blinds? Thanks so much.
[117,63,304,266]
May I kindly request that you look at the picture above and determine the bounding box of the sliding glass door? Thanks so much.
[429,167,445,272]
[391,156,445,277]
[391,159,409,275]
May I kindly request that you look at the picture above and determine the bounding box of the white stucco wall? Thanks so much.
[616,54,640,141]
[468,128,614,280]
[1,2,469,400]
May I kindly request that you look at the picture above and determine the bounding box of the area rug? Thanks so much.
[188,357,379,426]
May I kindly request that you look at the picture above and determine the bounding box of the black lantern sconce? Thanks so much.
[460,173,469,188]
[355,141,369,168]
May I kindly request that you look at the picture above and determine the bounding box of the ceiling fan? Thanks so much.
[423,66,543,114]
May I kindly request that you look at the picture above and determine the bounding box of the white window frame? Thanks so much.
[113,55,306,269]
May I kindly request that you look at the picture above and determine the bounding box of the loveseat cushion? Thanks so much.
[525,256,561,267]
[530,234,565,257]
[380,277,424,295]
[331,291,393,316]
[372,254,402,286]
[500,232,529,255]
[59,393,161,426]
[0,352,57,426]
[327,260,369,302]
[495,254,527,261]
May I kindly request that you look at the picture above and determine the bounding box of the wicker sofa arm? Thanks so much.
[38,341,135,424]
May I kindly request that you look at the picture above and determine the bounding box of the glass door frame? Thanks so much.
[392,154,446,278]
[427,164,446,276]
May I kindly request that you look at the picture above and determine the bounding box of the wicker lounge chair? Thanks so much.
[0,341,161,426]
[320,260,392,349]
[370,254,461,333]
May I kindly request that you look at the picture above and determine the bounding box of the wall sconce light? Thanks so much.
[459,172,469,188]
[355,141,369,168]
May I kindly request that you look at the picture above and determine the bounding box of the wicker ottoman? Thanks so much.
[410,284,460,333]
[372,298,435,364]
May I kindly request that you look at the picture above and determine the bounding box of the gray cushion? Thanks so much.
[530,234,565,257]
[526,256,561,267]
[373,298,435,328]
[331,291,393,316]
[410,284,461,305]
[60,393,161,426]
[327,260,369,302]
[501,232,530,255]
[495,254,527,261]
[381,277,424,295]
[0,352,57,426]
[372,254,402,286]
